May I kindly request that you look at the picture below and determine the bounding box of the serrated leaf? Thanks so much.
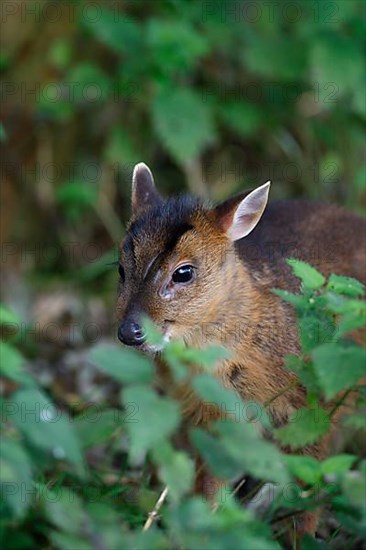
[152,443,194,502]
[74,409,122,449]
[285,355,319,393]
[287,259,325,290]
[190,428,242,479]
[192,374,241,419]
[152,87,215,164]
[327,274,365,297]
[0,341,34,387]
[244,35,306,81]
[168,496,279,550]
[9,389,84,475]
[337,310,366,337]
[89,343,154,385]
[81,10,141,55]
[0,438,33,517]
[142,317,164,347]
[121,386,180,461]
[192,419,289,484]
[180,345,230,368]
[299,314,336,353]
[311,344,366,399]
[321,454,356,476]
[0,341,24,384]
[341,469,366,509]
[285,455,321,485]
[147,19,209,74]
[272,288,309,309]
[275,407,330,449]
[41,486,87,534]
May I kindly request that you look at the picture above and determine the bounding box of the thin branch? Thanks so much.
[329,386,359,418]
[143,486,169,531]
[264,380,299,407]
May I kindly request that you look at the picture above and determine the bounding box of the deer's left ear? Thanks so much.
[131,162,162,215]
[213,182,270,241]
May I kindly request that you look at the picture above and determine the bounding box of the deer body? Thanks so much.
[117,163,365,536]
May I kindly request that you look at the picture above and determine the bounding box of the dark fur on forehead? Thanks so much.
[125,195,206,254]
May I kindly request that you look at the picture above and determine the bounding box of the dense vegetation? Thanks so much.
[1,263,366,548]
[0,1,365,548]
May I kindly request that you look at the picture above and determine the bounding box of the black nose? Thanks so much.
[118,321,145,346]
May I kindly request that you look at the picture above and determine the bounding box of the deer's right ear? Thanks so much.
[213,181,270,241]
[132,163,162,215]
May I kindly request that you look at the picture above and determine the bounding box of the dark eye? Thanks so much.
[172,265,195,284]
[118,264,125,282]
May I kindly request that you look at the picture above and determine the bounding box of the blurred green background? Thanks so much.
[0,0,365,350]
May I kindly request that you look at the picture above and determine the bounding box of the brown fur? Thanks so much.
[117,179,365,538]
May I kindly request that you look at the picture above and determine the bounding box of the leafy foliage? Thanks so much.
[1,261,365,548]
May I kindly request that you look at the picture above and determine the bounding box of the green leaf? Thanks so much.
[341,468,366,509]
[343,411,366,430]
[192,419,289,484]
[311,344,366,400]
[337,309,366,337]
[142,317,165,347]
[0,122,7,143]
[74,409,122,449]
[49,532,93,550]
[124,530,170,550]
[310,35,366,116]
[0,438,33,517]
[327,274,365,297]
[121,386,180,461]
[321,454,357,476]
[285,355,319,393]
[147,19,209,74]
[286,455,321,485]
[192,374,241,417]
[168,496,279,550]
[325,293,366,335]
[41,486,87,534]
[287,259,325,290]
[56,181,97,209]
[152,87,215,165]
[0,340,24,382]
[81,10,141,55]
[299,315,336,353]
[272,289,309,309]
[9,389,85,475]
[0,304,20,325]
[218,101,263,137]
[244,35,306,81]
[152,443,194,502]
[301,534,326,549]
[89,343,154,385]
[275,407,330,449]
[179,345,230,369]
[0,341,34,386]
[104,126,139,165]
[163,342,230,379]
[190,428,243,479]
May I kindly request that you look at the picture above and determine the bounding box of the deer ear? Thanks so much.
[214,182,270,241]
[132,163,162,215]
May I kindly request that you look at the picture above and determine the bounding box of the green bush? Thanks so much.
[1,261,365,548]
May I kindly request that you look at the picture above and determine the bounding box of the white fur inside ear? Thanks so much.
[131,162,160,213]
[228,181,271,241]
[132,162,154,189]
